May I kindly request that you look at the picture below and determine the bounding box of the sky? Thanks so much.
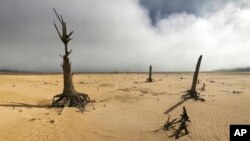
[0,0,250,72]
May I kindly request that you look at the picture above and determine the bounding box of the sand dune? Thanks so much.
[0,73,249,141]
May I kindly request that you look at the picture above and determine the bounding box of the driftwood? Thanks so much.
[163,116,178,130]
[232,91,242,94]
[175,107,191,139]
[163,106,191,139]
[182,55,205,101]
[99,97,112,102]
[147,65,153,82]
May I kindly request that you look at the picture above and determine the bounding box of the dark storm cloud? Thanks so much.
[0,0,250,72]
[139,0,244,25]
[0,0,154,72]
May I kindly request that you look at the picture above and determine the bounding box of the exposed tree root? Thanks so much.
[147,78,153,82]
[52,93,91,111]
[182,90,205,101]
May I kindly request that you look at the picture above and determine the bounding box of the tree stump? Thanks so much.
[201,82,206,91]
[147,65,153,82]
[182,55,205,101]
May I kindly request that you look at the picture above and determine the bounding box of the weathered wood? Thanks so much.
[191,55,202,93]
[163,117,178,130]
[163,106,191,139]
[51,9,90,109]
[147,65,153,82]
[201,82,206,91]
[175,106,191,139]
[182,55,205,101]
[99,97,112,102]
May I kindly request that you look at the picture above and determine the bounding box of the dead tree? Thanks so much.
[163,106,191,139]
[51,9,90,110]
[201,82,206,91]
[175,107,191,139]
[147,65,153,82]
[182,55,204,101]
[163,116,178,130]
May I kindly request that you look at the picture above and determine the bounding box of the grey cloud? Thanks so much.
[0,0,250,72]
[139,0,247,25]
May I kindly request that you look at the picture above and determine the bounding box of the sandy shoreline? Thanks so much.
[0,72,249,141]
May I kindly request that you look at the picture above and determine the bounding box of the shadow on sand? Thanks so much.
[0,101,51,108]
[164,99,189,115]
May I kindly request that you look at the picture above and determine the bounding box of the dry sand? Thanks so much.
[0,72,249,141]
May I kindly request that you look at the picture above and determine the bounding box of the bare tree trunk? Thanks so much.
[147,65,153,82]
[182,55,204,101]
[51,9,90,109]
[191,55,202,92]
[62,55,74,97]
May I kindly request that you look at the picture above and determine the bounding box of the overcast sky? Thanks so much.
[0,0,250,72]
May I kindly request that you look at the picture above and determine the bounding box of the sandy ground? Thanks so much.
[0,72,249,141]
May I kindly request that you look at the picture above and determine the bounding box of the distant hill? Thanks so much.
[215,67,250,72]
